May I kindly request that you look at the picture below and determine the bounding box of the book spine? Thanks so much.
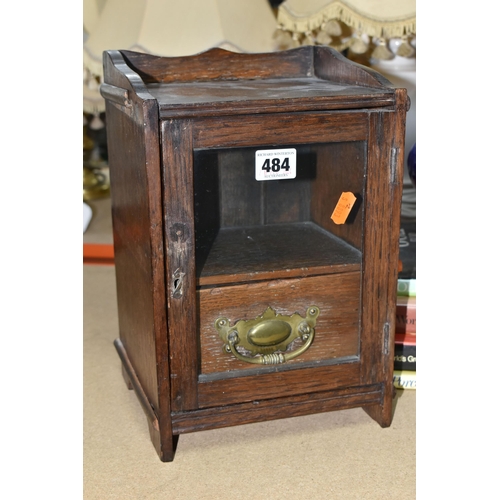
[396,296,416,334]
[393,370,416,390]
[397,278,416,297]
[394,336,416,371]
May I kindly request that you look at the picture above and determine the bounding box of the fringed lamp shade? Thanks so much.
[274,0,416,59]
[83,0,278,115]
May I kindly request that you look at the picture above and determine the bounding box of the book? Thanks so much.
[393,369,416,390]
[396,295,416,334]
[394,333,416,371]
[83,243,115,265]
[397,278,416,297]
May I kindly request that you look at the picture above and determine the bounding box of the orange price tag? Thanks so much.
[331,192,357,225]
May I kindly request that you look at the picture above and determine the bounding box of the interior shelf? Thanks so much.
[196,221,361,286]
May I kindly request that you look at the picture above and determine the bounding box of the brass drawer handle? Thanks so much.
[215,306,319,365]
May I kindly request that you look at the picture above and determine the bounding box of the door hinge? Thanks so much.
[383,322,391,355]
[390,147,399,185]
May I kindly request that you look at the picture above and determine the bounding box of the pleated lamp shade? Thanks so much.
[274,0,415,57]
[276,0,416,38]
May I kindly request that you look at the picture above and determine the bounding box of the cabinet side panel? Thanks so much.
[361,104,406,391]
[105,100,165,412]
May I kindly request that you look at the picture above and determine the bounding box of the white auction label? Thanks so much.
[255,148,296,181]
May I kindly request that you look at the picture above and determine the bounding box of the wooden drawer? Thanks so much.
[196,272,362,407]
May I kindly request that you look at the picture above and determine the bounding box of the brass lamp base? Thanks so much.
[83,165,110,201]
[83,119,109,201]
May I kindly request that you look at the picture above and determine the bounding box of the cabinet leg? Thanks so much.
[151,422,178,463]
[362,383,395,427]
[114,338,177,462]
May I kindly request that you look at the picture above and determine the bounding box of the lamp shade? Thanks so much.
[273,0,415,58]
[83,0,278,114]
[276,0,415,39]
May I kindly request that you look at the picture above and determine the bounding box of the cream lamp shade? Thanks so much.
[83,0,278,115]
[274,0,415,59]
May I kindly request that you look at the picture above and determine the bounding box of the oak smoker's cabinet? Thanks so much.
[101,46,408,462]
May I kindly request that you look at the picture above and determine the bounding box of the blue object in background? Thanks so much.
[407,143,416,187]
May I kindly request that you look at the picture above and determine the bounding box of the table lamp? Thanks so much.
[83,0,278,201]
[84,0,278,116]
[273,0,416,218]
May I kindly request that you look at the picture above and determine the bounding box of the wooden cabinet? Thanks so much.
[101,46,408,462]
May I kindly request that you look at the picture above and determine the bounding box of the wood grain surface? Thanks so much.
[102,46,407,461]
[198,272,361,376]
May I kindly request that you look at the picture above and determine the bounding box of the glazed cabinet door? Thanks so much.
[161,110,400,413]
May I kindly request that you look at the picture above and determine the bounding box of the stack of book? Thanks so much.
[393,219,416,390]
[393,278,416,389]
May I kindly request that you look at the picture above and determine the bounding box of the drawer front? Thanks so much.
[196,272,363,408]
[198,272,361,376]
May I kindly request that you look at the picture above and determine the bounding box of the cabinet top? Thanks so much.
[102,46,401,118]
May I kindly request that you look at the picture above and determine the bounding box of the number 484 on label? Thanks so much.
[255,148,297,181]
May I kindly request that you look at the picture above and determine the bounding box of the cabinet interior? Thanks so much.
[193,141,366,286]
